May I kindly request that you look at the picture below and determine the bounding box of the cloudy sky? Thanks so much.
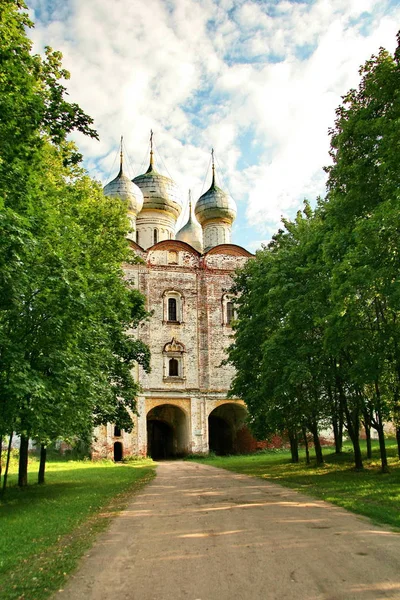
[28,0,399,250]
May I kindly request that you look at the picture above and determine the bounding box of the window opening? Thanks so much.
[136,231,140,246]
[114,426,121,437]
[227,301,234,325]
[168,298,177,321]
[169,358,179,377]
[153,229,158,245]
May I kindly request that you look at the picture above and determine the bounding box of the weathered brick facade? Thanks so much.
[92,240,253,459]
[98,146,254,459]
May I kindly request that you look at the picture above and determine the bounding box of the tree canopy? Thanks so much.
[0,0,150,487]
[228,33,400,471]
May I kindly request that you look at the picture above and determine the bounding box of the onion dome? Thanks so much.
[103,139,144,216]
[176,192,203,253]
[132,132,182,220]
[195,151,236,226]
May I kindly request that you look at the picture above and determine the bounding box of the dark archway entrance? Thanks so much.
[113,441,123,462]
[208,403,247,455]
[147,420,173,459]
[147,404,188,459]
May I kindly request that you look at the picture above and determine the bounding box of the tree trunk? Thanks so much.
[288,430,299,463]
[38,444,47,484]
[1,433,13,497]
[332,414,343,454]
[345,408,363,470]
[18,435,29,487]
[396,426,400,460]
[336,373,363,470]
[309,421,324,466]
[302,427,310,465]
[364,419,372,459]
[376,422,388,473]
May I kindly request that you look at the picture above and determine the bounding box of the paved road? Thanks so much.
[57,461,400,600]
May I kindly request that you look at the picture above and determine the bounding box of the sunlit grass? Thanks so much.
[0,456,155,600]
[194,440,400,530]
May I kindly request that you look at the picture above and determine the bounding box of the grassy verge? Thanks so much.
[0,456,155,600]
[192,439,400,530]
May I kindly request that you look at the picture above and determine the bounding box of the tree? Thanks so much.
[0,2,150,487]
[323,32,400,470]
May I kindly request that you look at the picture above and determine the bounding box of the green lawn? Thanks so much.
[193,439,400,530]
[0,456,155,600]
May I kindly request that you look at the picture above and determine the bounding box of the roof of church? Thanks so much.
[103,144,143,215]
[133,136,183,220]
[176,196,203,253]
[195,152,237,226]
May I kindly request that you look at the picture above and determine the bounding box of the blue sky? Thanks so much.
[28,0,400,251]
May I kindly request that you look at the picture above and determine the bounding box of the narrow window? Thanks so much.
[153,229,158,245]
[136,231,140,246]
[227,301,234,325]
[169,358,179,377]
[168,298,177,321]
[114,426,121,437]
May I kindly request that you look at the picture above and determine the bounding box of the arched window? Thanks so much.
[226,301,234,325]
[163,291,183,323]
[163,338,185,380]
[114,426,121,437]
[222,294,236,326]
[169,358,179,377]
[153,229,158,245]
[168,298,177,322]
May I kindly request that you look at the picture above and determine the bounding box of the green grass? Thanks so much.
[193,439,400,530]
[0,456,155,600]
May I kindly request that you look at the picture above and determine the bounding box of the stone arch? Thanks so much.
[147,404,189,459]
[208,402,247,455]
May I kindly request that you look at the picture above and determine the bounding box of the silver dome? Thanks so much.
[195,180,237,226]
[133,163,182,220]
[103,166,144,215]
[176,200,203,253]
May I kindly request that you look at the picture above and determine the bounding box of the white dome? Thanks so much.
[103,166,144,216]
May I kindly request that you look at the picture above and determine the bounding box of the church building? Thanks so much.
[93,138,253,460]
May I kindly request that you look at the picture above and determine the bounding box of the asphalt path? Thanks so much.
[56,461,400,600]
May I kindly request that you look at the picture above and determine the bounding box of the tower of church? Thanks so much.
[103,137,143,241]
[132,132,183,249]
[195,149,237,252]
[176,191,203,253]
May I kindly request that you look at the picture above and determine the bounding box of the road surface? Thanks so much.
[56,461,400,600]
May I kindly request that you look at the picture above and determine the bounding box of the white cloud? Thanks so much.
[28,0,400,247]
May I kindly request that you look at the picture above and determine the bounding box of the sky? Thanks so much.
[27,0,399,251]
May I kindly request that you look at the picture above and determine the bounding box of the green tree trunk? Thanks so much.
[1,433,13,497]
[302,427,310,465]
[38,444,47,484]
[375,422,389,473]
[332,414,343,454]
[288,430,299,463]
[363,416,372,459]
[18,435,29,487]
[309,421,324,465]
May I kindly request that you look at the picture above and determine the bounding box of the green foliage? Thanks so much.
[0,1,151,481]
[227,33,400,472]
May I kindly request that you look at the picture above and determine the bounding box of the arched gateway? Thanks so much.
[147,404,189,459]
[208,403,247,455]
